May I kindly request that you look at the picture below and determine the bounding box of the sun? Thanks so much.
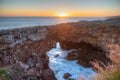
[58,12,68,17]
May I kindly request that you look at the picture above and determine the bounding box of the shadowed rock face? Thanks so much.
[0,18,120,79]
[60,41,111,67]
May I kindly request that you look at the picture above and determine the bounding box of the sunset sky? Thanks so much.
[0,0,120,17]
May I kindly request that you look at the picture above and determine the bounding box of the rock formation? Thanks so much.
[0,17,120,79]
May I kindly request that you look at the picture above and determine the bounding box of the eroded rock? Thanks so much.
[63,73,71,79]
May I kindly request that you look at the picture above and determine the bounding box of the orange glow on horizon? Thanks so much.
[0,10,119,17]
[0,0,119,17]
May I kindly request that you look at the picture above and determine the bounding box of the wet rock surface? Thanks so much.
[66,50,78,60]
[63,73,71,79]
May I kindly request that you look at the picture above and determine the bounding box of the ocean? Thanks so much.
[0,17,107,30]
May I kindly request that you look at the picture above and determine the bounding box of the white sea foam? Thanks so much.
[46,42,96,80]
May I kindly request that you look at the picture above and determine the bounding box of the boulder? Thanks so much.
[67,51,78,60]
[63,73,71,79]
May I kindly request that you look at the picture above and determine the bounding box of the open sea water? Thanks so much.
[0,17,107,30]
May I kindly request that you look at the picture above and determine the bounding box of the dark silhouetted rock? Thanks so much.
[63,73,71,79]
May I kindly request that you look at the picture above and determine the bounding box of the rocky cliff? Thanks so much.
[48,18,120,67]
[0,17,120,80]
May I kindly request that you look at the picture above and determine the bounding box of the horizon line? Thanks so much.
[0,15,120,18]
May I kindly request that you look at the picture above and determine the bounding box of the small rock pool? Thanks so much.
[46,42,97,80]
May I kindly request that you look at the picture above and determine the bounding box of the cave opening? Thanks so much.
[59,41,111,67]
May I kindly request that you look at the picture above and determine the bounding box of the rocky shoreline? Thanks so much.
[0,17,120,80]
